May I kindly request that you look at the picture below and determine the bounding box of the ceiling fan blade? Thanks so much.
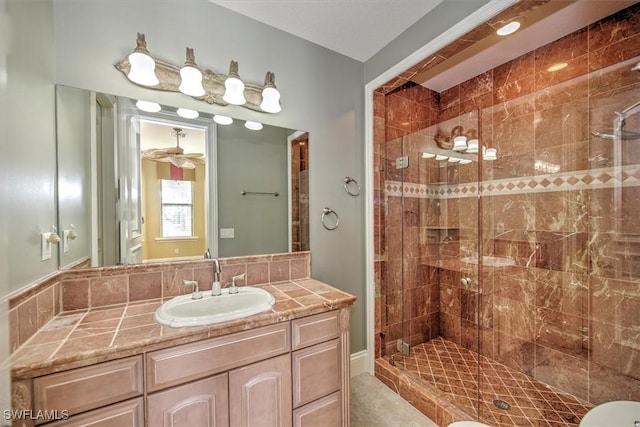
[143,149,170,160]
[176,152,204,158]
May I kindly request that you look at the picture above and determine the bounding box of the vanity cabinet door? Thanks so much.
[229,353,292,427]
[146,373,229,427]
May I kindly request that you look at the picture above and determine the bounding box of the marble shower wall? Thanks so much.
[374,3,640,405]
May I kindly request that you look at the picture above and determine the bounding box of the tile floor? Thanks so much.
[351,372,438,427]
[388,338,594,427]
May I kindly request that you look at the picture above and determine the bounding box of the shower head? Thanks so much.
[591,128,640,141]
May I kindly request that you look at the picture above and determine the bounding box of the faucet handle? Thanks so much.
[229,273,245,294]
[183,280,202,300]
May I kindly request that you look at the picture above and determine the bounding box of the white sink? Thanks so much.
[155,287,275,327]
[461,255,516,267]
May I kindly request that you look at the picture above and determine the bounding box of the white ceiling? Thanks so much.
[208,0,637,93]
[208,0,443,62]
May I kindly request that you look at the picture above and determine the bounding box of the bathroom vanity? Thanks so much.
[10,278,356,427]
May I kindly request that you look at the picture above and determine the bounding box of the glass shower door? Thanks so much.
[383,110,484,416]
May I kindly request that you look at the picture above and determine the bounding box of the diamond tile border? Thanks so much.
[384,165,640,199]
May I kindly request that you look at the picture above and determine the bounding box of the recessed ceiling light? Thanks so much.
[547,62,568,72]
[496,21,521,36]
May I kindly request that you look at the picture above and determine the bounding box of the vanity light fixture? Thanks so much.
[178,48,206,97]
[127,33,159,86]
[136,100,161,112]
[435,154,449,161]
[244,120,263,130]
[116,33,283,113]
[260,72,281,113]
[223,60,246,105]
[421,152,436,159]
[448,157,461,163]
[176,108,199,119]
[459,159,473,165]
[213,114,233,125]
[496,20,521,36]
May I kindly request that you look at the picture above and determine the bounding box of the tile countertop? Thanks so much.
[10,279,357,380]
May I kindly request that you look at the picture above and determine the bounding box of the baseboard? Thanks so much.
[350,350,368,377]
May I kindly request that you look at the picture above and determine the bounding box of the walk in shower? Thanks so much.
[372,2,640,426]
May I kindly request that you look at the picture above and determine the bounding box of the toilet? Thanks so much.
[448,422,493,427]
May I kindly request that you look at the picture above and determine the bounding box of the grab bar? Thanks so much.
[241,190,279,197]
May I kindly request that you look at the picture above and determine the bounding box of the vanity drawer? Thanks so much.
[146,322,290,392]
[291,310,339,350]
[292,338,340,408]
[33,356,143,421]
[293,391,341,427]
[46,398,143,427]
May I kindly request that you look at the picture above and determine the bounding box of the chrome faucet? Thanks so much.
[228,273,245,294]
[212,258,221,282]
[204,248,211,259]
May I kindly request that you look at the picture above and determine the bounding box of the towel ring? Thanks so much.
[322,207,340,230]
[344,176,360,197]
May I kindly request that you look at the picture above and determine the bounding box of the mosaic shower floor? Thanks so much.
[390,338,594,427]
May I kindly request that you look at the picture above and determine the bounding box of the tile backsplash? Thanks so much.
[7,252,310,354]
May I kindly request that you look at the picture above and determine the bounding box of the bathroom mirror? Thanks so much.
[55,85,310,269]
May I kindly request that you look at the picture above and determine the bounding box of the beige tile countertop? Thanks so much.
[10,279,356,379]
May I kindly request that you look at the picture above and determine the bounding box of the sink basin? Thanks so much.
[155,287,275,327]
[461,255,516,267]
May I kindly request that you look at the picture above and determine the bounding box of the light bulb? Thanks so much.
[453,136,468,151]
[176,108,199,119]
[223,60,246,105]
[260,71,281,113]
[213,115,233,125]
[245,120,263,130]
[178,48,205,97]
[483,148,497,161]
[466,139,479,153]
[136,100,161,112]
[127,33,159,86]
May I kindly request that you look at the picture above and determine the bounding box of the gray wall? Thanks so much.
[217,121,289,257]
[0,0,56,412]
[52,0,367,352]
[1,0,57,296]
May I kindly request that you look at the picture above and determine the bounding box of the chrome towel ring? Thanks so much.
[344,176,360,197]
[322,207,340,230]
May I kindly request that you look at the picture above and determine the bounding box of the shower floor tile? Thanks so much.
[390,338,593,427]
